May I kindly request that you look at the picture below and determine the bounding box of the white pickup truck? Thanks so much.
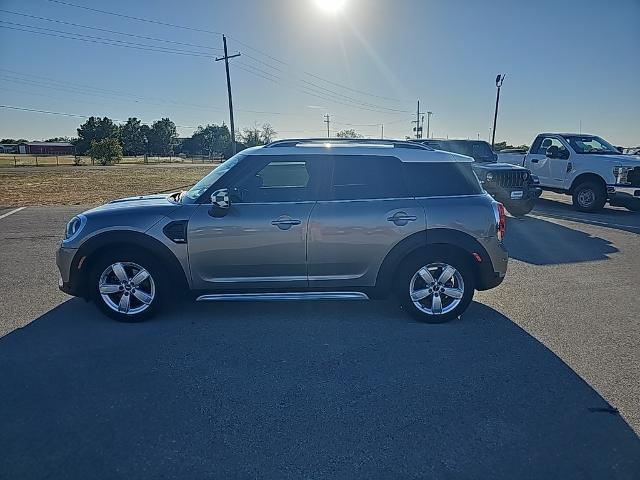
[498,133,640,212]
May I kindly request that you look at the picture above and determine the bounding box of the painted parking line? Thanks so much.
[0,207,26,220]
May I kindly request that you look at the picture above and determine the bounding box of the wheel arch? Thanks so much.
[375,228,492,294]
[569,173,607,194]
[69,230,190,298]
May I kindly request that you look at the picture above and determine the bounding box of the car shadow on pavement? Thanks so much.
[505,215,618,265]
[1,299,638,479]
[532,197,640,235]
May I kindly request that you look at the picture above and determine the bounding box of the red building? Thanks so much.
[18,142,75,155]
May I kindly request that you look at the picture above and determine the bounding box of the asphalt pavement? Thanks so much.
[1,192,639,479]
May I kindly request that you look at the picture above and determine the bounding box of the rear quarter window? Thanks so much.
[403,162,483,197]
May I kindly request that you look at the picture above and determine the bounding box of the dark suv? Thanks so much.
[415,139,542,216]
[57,139,508,324]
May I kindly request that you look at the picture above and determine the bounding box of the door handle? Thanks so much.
[387,212,417,226]
[531,158,539,163]
[271,217,301,230]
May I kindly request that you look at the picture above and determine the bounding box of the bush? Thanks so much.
[88,138,123,166]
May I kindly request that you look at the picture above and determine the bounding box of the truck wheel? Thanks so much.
[396,251,475,323]
[505,199,535,217]
[572,181,606,213]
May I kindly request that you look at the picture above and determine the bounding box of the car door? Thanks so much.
[307,154,425,288]
[526,135,568,187]
[188,155,325,290]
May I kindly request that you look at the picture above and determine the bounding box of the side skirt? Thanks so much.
[196,292,370,302]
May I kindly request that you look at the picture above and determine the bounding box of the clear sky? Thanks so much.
[1,0,638,146]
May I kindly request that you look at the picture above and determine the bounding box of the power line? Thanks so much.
[45,0,411,105]
[0,24,217,58]
[2,21,411,116]
[0,9,223,52]
[0,104,203,130]
[45,0,223,35]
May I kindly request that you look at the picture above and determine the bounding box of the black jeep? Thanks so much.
[415,139,542,216]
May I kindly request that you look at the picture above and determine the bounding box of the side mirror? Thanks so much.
[209,188,230,217]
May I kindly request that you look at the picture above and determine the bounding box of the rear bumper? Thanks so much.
[607,186,640,209]
[475,238,508,291]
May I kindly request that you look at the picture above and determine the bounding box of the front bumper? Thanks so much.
[607,186,640,209]
[484,184,542,204]
[56,245,79,296]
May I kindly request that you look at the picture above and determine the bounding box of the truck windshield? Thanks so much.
[562,135,620,154]
[181,152,247,203]
[438,141,496,163]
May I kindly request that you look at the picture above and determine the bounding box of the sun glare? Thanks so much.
[314,0,347,14]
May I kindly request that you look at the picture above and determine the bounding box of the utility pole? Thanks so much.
[381,124,384,139]
[412,100,425,139]
[324,114,330,138]
[215,35,241,155]
[491,74,505,149]
[426,111,433,139]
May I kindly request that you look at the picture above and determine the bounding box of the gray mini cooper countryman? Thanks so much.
[57,139,508,323]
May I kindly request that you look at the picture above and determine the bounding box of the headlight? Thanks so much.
[530,174,540,185]
[613,166,633,185]
[485,172,494,182]
[64,215,86,241]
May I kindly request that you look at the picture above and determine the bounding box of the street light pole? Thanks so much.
[491,74,505,149]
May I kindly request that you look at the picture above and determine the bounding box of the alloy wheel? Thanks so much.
[409,262,465,315]
[98,262,156,315]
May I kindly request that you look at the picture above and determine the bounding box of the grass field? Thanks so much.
[0,163,218,206]
[0,154,221,168]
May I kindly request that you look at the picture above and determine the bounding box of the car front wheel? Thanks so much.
[89,251,165,322]
[397,253,475,323]
[572,181,606,212]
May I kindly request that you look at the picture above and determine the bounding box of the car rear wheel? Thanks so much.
[89,250,165,322]
[572,181,606,212]
[397,253,475,323]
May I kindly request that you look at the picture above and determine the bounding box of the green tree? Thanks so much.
[1,138,28,143]
[183,124,231,157]
[240,123,277,147]
[335,129,363,139]
[45,136,75,143]
[88,138,123,166]
[120,117,146,156]
[240,126,262,147]
[147,118,177,155]
[76,116,119,154]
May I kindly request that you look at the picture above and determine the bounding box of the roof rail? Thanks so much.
[265,138,433,151]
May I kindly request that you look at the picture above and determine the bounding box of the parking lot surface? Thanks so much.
[1,192,639,478]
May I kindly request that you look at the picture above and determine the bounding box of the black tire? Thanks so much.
[88,248,167,322]
[396,249,475,323]
[572,181,606,212]
[505,199,535,217]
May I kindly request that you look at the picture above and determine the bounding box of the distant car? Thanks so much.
[414,139,542,216]
[57,139,508,324]
[498,133,640,212]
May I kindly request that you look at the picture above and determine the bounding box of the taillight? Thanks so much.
[493,202,506,241]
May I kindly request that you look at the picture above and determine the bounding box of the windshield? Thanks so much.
[562,135,620,154]
[181,152,246,202]
[436,141,496,162]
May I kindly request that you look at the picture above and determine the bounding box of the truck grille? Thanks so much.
[628,167,640,187]
[493,170,527,188]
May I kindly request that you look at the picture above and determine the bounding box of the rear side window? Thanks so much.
[330,155,407,200]
[403,162,483,197]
